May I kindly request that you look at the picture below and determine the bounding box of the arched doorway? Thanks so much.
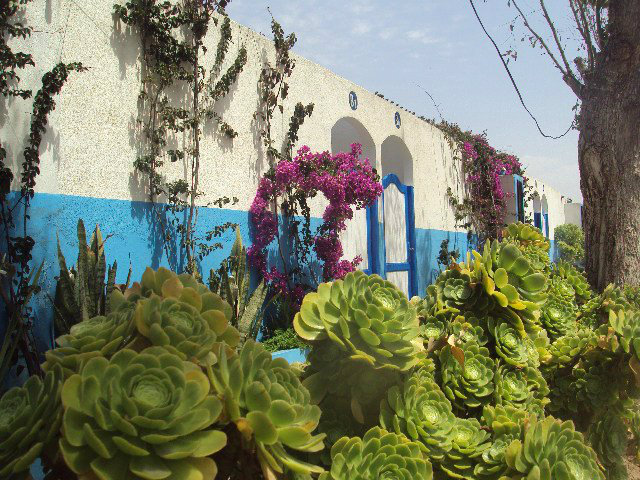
[330,117,379,274]
[533,194,542,231]
[381,136,416,297]
[542,196,549,238]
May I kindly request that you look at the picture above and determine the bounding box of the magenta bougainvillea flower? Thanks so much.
[248,144,382,307]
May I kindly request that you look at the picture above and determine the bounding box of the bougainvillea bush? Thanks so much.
[3,223,640,480]
[248,144,382,309]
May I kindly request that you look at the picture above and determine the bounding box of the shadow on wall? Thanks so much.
[415,228,472,295]
[3,192,250,355]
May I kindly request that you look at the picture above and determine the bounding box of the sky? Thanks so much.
[227,0,584,201]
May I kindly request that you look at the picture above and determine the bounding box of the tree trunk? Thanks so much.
[578,0,640,290]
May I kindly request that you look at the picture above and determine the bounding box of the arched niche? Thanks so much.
[542,195,549,238]
[532,193,542,231]
[381,135,413,186]
[330,117,377,272]
[331,117,377,167]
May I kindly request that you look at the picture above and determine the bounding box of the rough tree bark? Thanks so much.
[578,0,640,290]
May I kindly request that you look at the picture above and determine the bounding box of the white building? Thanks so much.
[1,0,581,347]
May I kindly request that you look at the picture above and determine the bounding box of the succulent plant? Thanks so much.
[489,318,531,367]
[439,417,491,479]
[428,268,478,312]
[294,271,422,370]
[588,410,628,480]
[502,222,551,273]
[133,295,224,365]
[451,314,489,346]
[546,330,595,366]
[0,365,64,479]
[504,416,605,480]
[208,227,269,344]
[379,369,455,462]
[494,364,549,416]
[475,405,528,479]
[318,426,433,480]
[458,241,548,329]
[440,341,495,411]
[210,340,325,478]
[540,286,578,339]
[42,308,136,377]
[552,261,592,304]
[59,347,227,479]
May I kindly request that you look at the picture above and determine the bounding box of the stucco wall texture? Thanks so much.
[2,0,578,351]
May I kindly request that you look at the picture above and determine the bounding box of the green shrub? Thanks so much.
[554,223,585,267]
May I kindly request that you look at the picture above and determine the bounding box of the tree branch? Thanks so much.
[511,0,584,98]
[595,4,606,50]
[539,0,575,75]
[569,0,595,71]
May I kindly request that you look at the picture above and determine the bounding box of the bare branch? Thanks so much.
[539,0,575,77]
[569,0,595,71]
[511,0,584,98]
[511,0,568,75]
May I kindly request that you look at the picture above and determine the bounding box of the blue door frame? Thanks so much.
[378,173,418,298]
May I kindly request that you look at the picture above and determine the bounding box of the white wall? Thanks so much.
[2,0,468,233]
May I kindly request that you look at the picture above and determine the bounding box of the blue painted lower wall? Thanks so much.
[1,191,487,358]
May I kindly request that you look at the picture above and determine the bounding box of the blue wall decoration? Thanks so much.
[349,91,358,110]
[394,111,401,129]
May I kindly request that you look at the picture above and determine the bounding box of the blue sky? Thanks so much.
[227,0,584,201]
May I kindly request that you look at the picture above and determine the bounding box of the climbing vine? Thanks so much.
[0,0,85,380]
[114,0,246,276]
[436,120,524,246]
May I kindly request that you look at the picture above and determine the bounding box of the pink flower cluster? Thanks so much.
[248,144,382,304]
[462,135,523,237]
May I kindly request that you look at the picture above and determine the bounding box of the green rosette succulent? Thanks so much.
[0,365,64,479]
[552,261,592,304]
[460,241,547,327]
[439,417,491,479]
[42,307,136,377]
[210,340,325,478]
[440,341,495,411]
[452,314,489,346]
[294,271,422,370]
[504,416,605,480]
[588,411,628,480]
[494,364,549,417]
[118,267,241,355]
[540,287,578,339]
[428,268,480,312]
[475,405,528,479]
[318,426,433,480]
[546,330,596,366]
[379,369,455,462]
[502,222,551,273]
[488,318,531,367]
[302,340,403,428]
[132,294,228,365]
[59,347,226,480]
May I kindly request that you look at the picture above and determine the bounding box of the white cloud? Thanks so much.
[406,29,439,45]
[353,22,372,35]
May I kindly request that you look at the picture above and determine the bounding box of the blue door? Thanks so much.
[380,174,417,298]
